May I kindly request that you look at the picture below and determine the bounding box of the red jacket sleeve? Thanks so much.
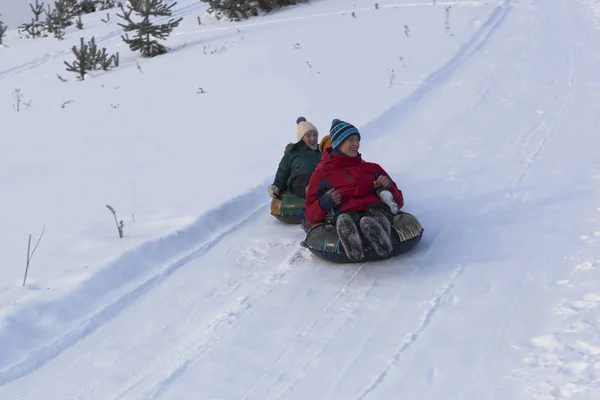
[305,167,328,224]
[376,165,404,209]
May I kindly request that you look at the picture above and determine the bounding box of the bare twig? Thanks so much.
[23,224,46,286]
[106,205,124,238]
[23,235,31,287]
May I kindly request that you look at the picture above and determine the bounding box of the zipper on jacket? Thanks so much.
[343,170,353,183]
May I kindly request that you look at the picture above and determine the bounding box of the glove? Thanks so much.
[375,187,399,215]
[319,193,336,211]
[325,209,339,226]
[268,184,281,199]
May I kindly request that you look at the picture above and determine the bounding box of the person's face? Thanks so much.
[339,135,360,157]
[303,131,319,149]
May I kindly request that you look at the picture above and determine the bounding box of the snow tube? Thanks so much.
[301,211,424,263]
[270,192,305,224]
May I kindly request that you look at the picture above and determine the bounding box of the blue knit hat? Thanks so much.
[329,119,360,149]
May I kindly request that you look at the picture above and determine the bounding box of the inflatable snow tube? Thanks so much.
[301,211,424,263]
[270,192,305,224]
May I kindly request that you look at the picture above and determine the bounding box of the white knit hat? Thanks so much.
[296,116,318,141]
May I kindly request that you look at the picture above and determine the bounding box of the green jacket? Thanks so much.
[273,141,322,191]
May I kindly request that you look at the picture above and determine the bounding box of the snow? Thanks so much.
[1,0,600,398]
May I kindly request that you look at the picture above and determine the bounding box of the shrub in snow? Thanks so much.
[78,0,119,14]
[117,0,182,57]
[78,0,97,13]
[18,0,45,38]
[13,88,32,111]
[64,37,119,80]
[44,0,79,40]
[0,16,6,45]
[202,0,309,22]
[51,0,77,29]
[18,0,79,39]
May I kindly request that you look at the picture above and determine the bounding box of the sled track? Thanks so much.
[512,44,575,191]
[239,262,368,400]
[0,179,272,387]
[360,0,513,140]
[0,2,204,82]
[357,264,465,400]
[114,248,309,400]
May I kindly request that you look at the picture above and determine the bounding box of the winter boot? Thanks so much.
[366,207,392,239]
[375,187,399,215]
[360,216,393,257]
[336,213,364,261]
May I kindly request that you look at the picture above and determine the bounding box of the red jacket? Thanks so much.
[305,148,404,224]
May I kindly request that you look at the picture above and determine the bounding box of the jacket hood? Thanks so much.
[285,140,316,153]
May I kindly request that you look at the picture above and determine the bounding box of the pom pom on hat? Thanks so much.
[296,116,318,142]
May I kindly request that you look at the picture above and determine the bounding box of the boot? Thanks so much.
[366,207,392,238]
[360,216,393,257]
[336,213,364,261]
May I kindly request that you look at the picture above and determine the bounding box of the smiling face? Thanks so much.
[302,131,319,150]
[339,135,360,157]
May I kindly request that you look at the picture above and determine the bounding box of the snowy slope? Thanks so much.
[1,0,600,399]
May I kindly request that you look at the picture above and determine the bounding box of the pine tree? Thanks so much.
[44,0,76,39]
[202,0,308,21]
[117,0,182,57]
[64,37,92,80]
[18,0,46,38]
[64,36,119,79]
[99,0,118,9]
[51,0,76,29]
[0,15,7,45]
[78,0,97,14]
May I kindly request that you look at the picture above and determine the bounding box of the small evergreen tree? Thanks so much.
[202,0,308,21]
[53,0,75,27]
[64,37,92,79]
[78,0,96,13]
[80,0,118,12]
[64,36,119,79]
[43,0,78,39]
[117,0,182,57]
[0,16,7,45]
[100,0,118,9]
[18,0,46,38]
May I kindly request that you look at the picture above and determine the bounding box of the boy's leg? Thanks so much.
[360,203,394,257]
[335,211,364,261]
[365,203,394,237]
[359,216,393,257]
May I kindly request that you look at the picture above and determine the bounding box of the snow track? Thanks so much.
[360,0,512,138]
[0,179,271,387]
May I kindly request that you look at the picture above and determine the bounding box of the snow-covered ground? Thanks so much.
[1,0,600,398]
